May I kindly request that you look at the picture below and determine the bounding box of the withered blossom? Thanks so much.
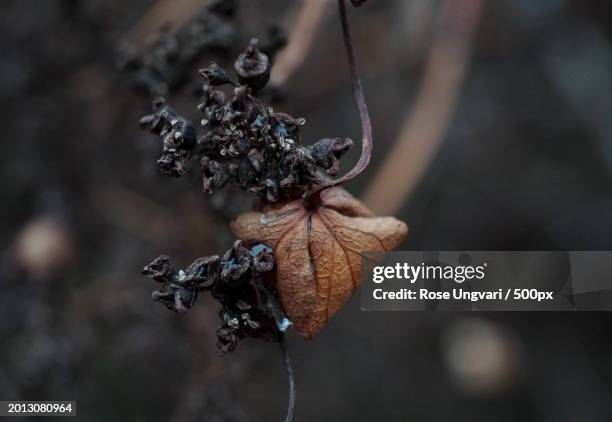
[143,241,282,354]
[139,39,353,202]
[136,2,404,419]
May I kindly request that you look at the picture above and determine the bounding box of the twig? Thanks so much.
[315,0,372,194]
[270,0,331,87]
[279,336,296,422]
[362,0,484,215]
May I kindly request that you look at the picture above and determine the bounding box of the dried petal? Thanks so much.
[231,188,407,339]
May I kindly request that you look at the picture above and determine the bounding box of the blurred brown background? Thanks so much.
[2,0,612,421]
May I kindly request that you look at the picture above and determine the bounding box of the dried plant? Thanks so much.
[142,240,282,354]
[133,1,407,420]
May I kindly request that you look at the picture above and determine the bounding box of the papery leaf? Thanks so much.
[231,188,407,339]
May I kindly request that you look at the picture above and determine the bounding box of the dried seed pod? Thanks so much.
[234,38,270,91]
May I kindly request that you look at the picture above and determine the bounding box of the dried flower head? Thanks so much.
[139,38,354,202]
[143,241,283,353]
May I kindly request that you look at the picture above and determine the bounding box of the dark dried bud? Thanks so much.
[273,113,305,141]
[138,97,168,132]
[264,179,279,203]
[201,157,229,194]
[142,255,175,283]
[220,240,252,284]
[151,283,197,313]
[241,312,263,330]
[309,137,353,176]
[199,62,235,86]
[216,327,238,354]
[181,255,220,289]
[234,38,270,91]
[250,243,274,273]
[140,98,197,177]
[157,153,186,177]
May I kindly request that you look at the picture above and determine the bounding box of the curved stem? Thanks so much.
[314,0,372,194]
[280,336,296,422]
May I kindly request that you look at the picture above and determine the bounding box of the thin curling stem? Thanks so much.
[316,0,373,193]
[280,336,296,422]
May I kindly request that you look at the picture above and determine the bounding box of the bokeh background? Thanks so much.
[2,0,612,421]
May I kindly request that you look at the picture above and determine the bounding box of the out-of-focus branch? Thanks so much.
[362,0,484,215]
[270,0,331,87]
[126,0,207,46]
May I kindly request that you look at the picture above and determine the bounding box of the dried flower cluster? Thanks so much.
[139,39,353,202]
[143,240,284,353]
[134,2,406,421]
[137,0,407,352]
